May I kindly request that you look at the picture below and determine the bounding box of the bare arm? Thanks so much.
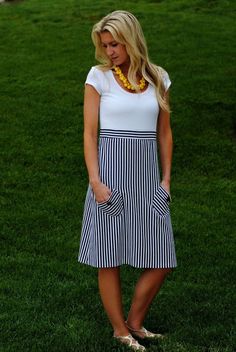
[157,90,173,195]
[83,84,111,202]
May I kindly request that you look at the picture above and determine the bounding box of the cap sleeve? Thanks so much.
[85,66,103,95]
[161,69,171,92]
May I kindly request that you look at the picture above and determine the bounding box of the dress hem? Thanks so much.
[78,259,177,269]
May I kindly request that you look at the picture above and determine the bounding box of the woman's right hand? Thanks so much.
[91,181,112,204]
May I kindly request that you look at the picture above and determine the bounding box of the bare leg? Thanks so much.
[126,268,172,332]
[98,267,130,337]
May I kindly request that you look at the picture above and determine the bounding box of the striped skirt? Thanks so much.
[78,129,177,268]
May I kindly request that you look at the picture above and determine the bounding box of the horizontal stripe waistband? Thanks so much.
[99,129,157,140]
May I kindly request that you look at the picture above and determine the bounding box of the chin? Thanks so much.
[116,61,126,66]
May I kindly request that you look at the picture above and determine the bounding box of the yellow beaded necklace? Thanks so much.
[114,66,146,91]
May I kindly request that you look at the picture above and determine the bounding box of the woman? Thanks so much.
[78,10,177,351]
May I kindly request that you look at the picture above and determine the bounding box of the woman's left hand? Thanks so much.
[160,180,171,197]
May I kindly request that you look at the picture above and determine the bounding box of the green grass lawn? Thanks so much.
[0,0,235,351]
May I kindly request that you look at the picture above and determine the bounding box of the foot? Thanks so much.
[113,333,146,351]
[125,321,165,339]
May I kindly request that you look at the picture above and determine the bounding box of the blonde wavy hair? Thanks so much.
[91,10,170,112]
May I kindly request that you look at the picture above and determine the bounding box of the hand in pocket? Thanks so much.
[91,181,112,204]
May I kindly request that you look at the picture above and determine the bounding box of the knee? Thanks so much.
[152,267,173,278]
[98,266,120,275]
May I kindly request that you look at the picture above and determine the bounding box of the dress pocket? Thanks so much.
[96,189,124,217]
[151,185,171,217]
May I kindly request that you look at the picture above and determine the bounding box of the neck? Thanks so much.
[118,62,130,75]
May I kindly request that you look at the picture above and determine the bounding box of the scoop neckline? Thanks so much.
[109,69,151,95]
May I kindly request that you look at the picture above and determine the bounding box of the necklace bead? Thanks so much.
[114,66,146,91]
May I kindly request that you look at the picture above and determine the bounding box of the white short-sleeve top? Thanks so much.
[85,66,171,132]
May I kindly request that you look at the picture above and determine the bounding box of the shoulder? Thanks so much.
[157,66,171,91]
[86,65,111,83]
[85,66,110,95]
[87,65,110,77]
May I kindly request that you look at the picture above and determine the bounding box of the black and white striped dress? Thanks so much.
[78,66,177,268]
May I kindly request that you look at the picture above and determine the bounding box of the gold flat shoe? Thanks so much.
[125,321,165,340]
[113,333,146,351]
